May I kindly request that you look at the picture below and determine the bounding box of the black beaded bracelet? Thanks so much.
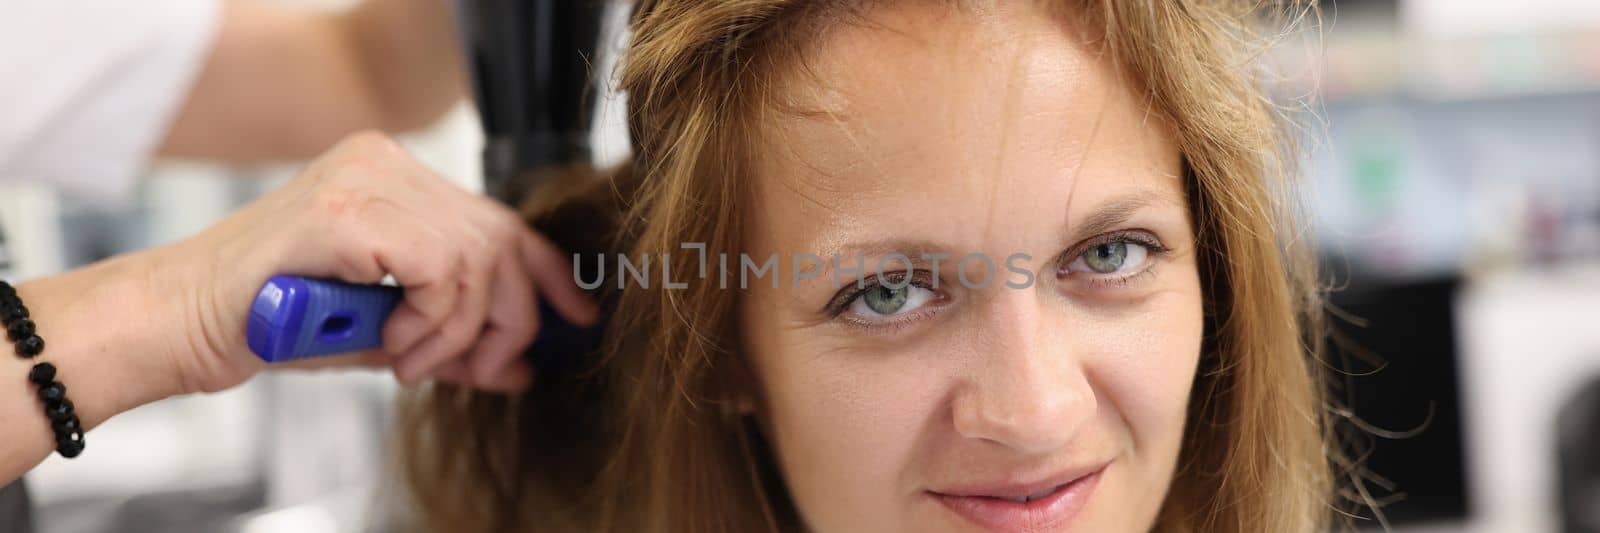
[1,281,84,458]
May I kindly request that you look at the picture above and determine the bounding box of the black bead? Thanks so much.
[51,416,79,435]
[37,382,64,403]
[7,318,34,341]
[56,429,83,444]
[45,398,73,422]
[16,335,43,357]
[0,302,26,324]
[0,282,14,299]
[57,440,84,458]
[56,431,84,458]
[27,362,55,385]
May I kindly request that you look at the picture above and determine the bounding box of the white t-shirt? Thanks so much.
[0,0,221,201]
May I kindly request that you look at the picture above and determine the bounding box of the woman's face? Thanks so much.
[738,3,1201,532]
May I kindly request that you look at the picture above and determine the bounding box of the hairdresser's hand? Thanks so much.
[151,132,600,395]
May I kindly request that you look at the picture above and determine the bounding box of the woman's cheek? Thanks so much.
[1081,285,1205,518]
[756,335,949,531]
[1086,303,1201,426]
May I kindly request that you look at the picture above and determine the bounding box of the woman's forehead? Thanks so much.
[745,1,1182,252]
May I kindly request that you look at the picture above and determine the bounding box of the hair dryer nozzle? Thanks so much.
[453,0,609,202]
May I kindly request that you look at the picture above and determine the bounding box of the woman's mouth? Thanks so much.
[927,463,1107,532]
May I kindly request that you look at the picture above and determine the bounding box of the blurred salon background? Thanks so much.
[0,0,1596,532]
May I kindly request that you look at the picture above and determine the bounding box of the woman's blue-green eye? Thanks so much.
[1066,240,1151,275]
[863,285,907,314]
[1084,242,1127,273]
[848,283,935,317]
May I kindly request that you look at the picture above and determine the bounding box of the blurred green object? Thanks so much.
[1353,138,1402,215]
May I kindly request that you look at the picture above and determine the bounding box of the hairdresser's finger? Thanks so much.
[379,188,486,355]
[518,229,599,326]
[392,279,492,383]
[392,220,500,382]
[393,309,475,384]
[468,250,540,384]
[378,250,466,357]
[429,359,533,393]
[296,135,475,356]
[381,303,434,358]
[321,196,462,356]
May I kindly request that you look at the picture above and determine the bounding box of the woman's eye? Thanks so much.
[1065,240,1151,275]
[848,283,936,318]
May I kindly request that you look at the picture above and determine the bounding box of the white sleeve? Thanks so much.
[0,0,222,201]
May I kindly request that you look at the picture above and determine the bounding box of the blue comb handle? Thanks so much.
[247,276,402,363]
[247,275,601,369]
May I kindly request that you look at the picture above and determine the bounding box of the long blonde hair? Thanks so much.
[396,1,1337,531]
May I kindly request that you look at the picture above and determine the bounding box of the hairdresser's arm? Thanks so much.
[0,133,597,486]
[157,0,466,161]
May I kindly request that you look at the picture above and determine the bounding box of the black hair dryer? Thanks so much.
[451,0,609,204]
[450,0,611,374]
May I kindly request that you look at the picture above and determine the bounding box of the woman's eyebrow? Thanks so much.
[810,239,950,283]
[1064,189,1180,243]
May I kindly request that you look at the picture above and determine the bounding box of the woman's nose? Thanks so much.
[950,292,1096,455]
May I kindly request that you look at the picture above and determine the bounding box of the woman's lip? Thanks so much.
[928,463,1107,532]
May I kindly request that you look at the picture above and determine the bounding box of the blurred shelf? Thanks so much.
[1273,14,1600,105]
